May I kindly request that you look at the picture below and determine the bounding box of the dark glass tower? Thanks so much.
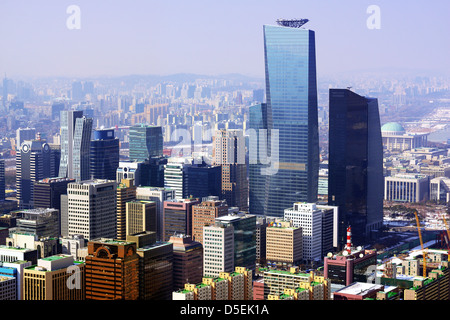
[129,124,163,162]
[328,89,383,248]
[90,128,119,180]
[183,161,221,199]
[33,177,75,213]
[16,140,58,208]
[249,21,319,217]
[215,213,257,272]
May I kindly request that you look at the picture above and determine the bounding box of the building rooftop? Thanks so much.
[90,238,135,246]
[0,245,34,252]
[70,179,116,186]
[0,276,15,282]
[138,241,172,252]
[381,122,405,133]
[335,282,384,296]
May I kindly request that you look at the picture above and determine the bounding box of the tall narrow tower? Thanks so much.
[249,19,319,217]
[328,88,383,247]
[59,110,93,181]
[213,129,248,211]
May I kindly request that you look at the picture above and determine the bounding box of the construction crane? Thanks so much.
[441,213,450,256]
[414,210,427,278]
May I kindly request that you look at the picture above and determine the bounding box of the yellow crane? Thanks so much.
[414,210,427,278]
[442,213,450,255]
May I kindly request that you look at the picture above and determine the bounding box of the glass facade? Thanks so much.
[129,124,163,162]
[248,103,269,216]
[249,24,319,217]
[59,110,92,182]
[183,163,221,199]
[328,89,383,247]
[90,129,119,180]
[216,214,256,272]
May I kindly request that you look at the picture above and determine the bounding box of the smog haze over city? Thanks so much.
[1,0,449,78]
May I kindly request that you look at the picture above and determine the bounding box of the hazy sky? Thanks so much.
[0,0,449,79]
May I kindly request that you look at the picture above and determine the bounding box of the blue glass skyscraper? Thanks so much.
[90,128,119,180]
[249,20,319,217]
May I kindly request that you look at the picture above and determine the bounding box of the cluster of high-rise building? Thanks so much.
[0,18,449,303]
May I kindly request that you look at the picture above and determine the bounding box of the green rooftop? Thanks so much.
[41,255,67,261]
[263,268,310,277]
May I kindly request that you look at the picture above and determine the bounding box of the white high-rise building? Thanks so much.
[61,234,86,261]
[116,161,143,186]
[136,186,176,241]
[284,203,323,263]
[15,127,35,149]
[164,157,193,199]
[203,223,234,278]
[66,179,117,240]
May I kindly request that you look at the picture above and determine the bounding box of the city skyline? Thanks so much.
[1,1,450,305]
[0,1,449,79]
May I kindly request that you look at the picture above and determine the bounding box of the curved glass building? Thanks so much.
[249,21,319,217]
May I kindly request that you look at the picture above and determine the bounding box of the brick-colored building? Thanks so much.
[163,198,200,241]
[85,239,139,300]
[169,234,203,291]
[191,199,228,245]
[324,248,377,286]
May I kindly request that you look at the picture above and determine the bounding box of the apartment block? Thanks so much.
[173,267,252,300]
[403,263,450,300]
[261,267,331,300]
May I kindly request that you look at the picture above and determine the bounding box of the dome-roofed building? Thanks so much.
[381,122,428,152]
[381,122,405,136]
